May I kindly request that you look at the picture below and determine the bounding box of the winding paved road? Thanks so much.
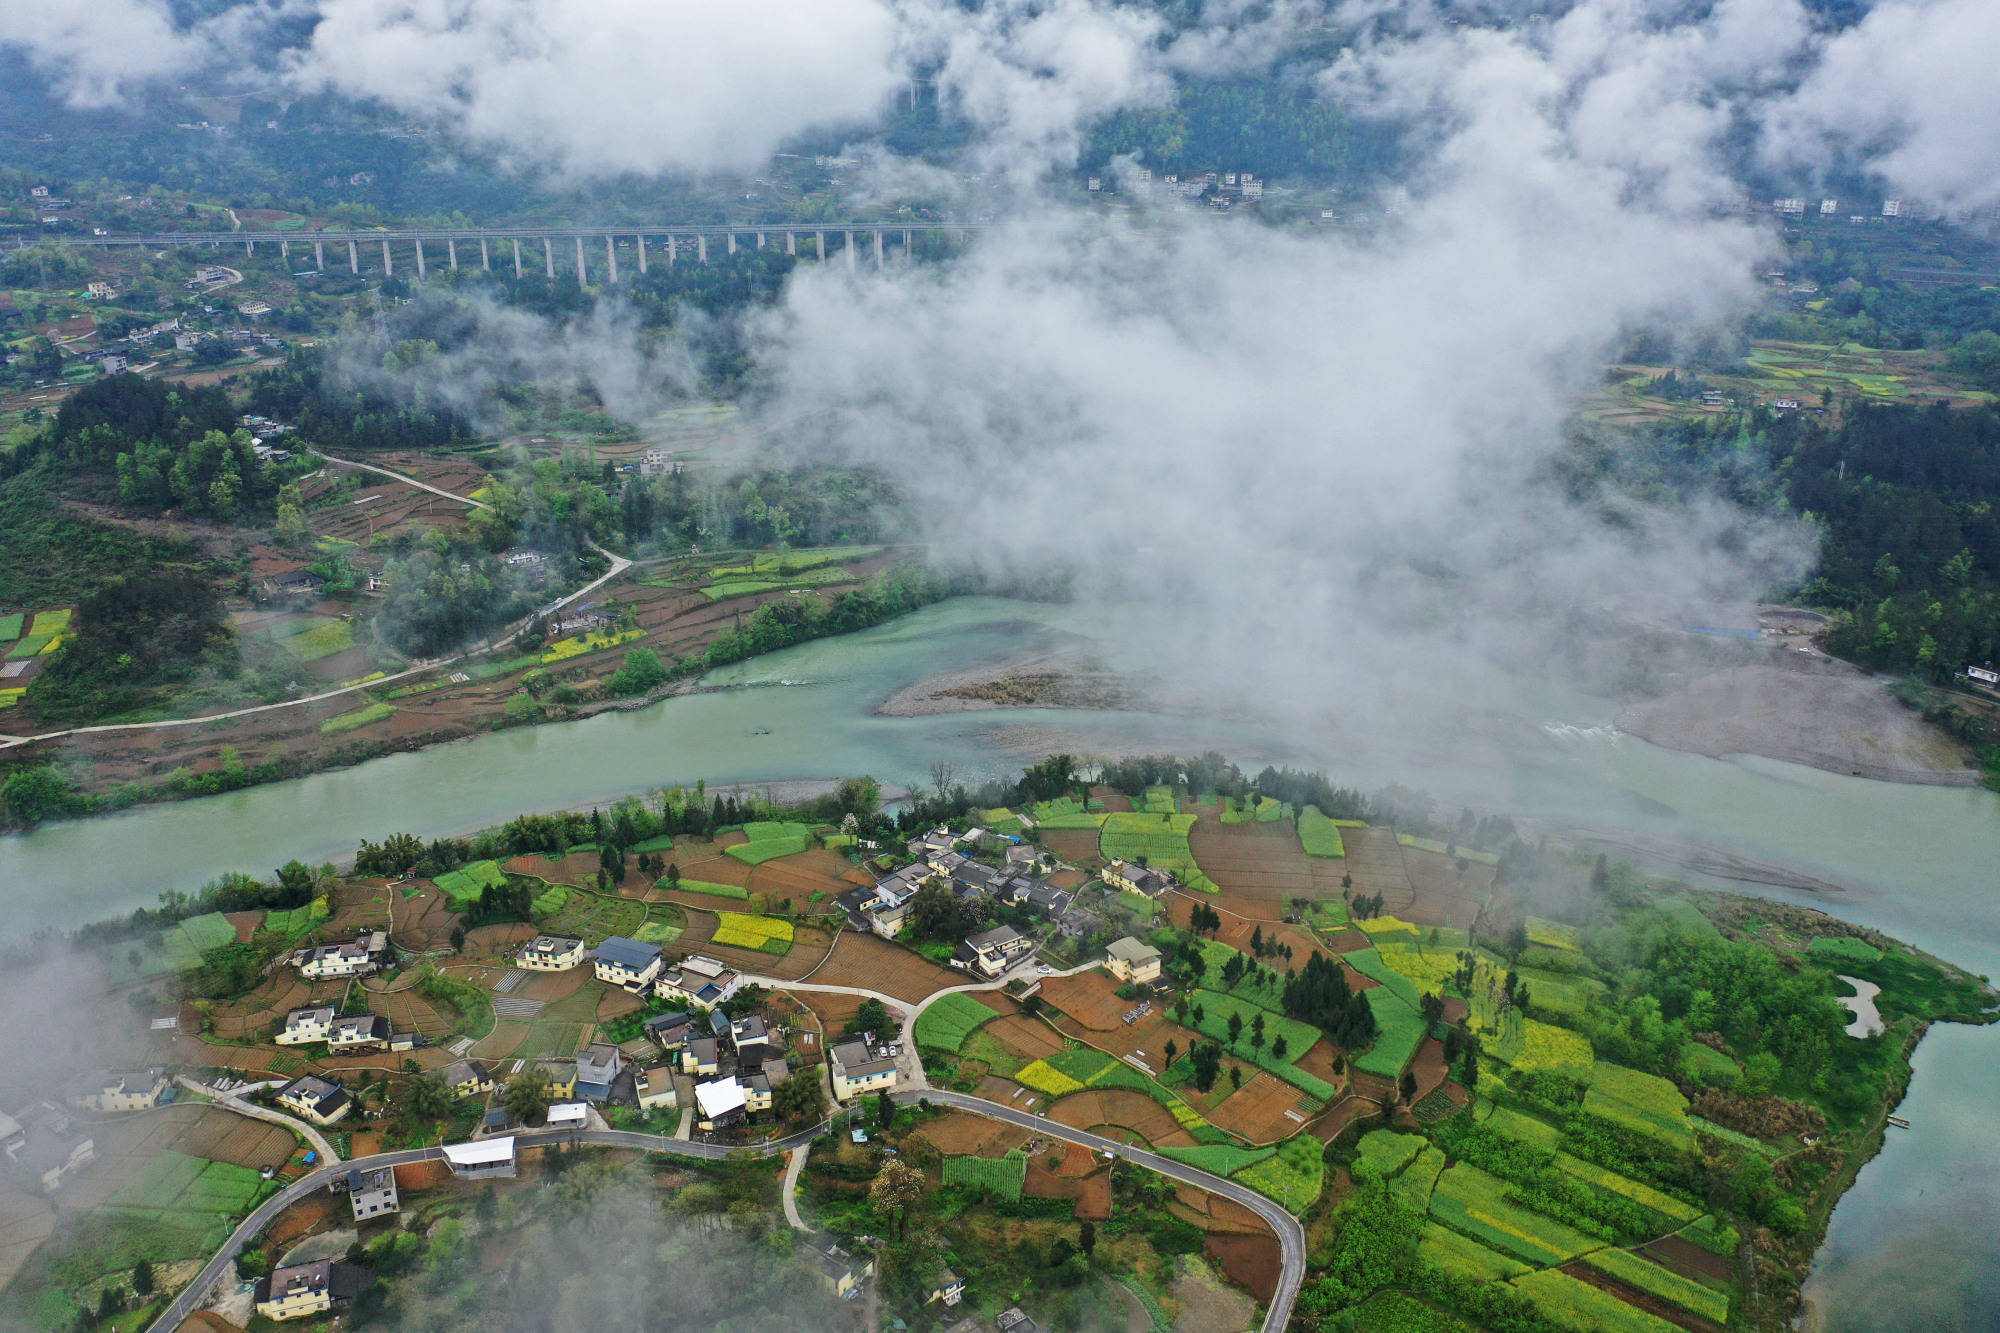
[146,1089,1304,1333]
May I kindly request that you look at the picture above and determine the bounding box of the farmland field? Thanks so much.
[725,821,816,866]
[1419,1223,1529,1281]
[710,912,794,954]
[657,877,750,900]
[1581,1247,1731,1322]
[1354,987,1427,1079]
[1100,810,1201,880]
[1583,1062,1695,1149]
[942,1150,1028,1201]
[1510,1269,1681,1333]
[1428,1164,1602,1267]
[1354,1130,1427,1178]
[1232,1133,1324,1211]
[915,993,1003,1052]
[280,617,355,661]
[320,701,395,735]
[1554,1153,1701,1229]
[433,859,509,907]
[1158,1144,1274,1176]
[0,613,21,640]
[1296,806,1347,857]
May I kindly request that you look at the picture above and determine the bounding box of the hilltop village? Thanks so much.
[0,756,1987,1333]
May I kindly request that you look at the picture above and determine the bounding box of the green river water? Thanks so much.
[1,595,1995,1327]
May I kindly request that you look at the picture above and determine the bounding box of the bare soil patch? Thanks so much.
[1205,1232,1282,1304]
[1023,1143,1113,1220]
[983,1014,1066,1060]
[1562,1258,1723,1333]
[918,1111,1030,1158]
[1039,970,1128,1030]
[1209,1071,1317,1144]
[1171,1253,1260,1333]
[1048,1089,1193,1147]
[1642,1234,1734,1284]
[807,932,958,1002]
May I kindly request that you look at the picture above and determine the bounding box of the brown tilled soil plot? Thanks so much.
[1023,1143,1113,1220]
[917,1111,1032,1158]
[1207,1232,1282,1303]
[1049,1003,1202,1078]
[1038,828,1104,865]
[207,971,330,1040]
[1209,1071,1319,1144]
[1293,1037,1351,1094]
[1562,1261,1724,1333]
[680,920,838,982]
[1185,818,1344,921]
[1338,828,1417,915]
[1642,1234,1733,1284]
[391,886,459,950]
[505,852,602,886]
[748,848,872,908]
[1048,1089,1194,1148]
[1311,1094,1386,1143]
[983,1014,1065,1060]
[1398,846,1495,928]
[1039,970,1129,1030]
[807,932,960,1002]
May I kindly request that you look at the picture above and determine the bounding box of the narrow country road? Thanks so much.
[147,1091,1304,1333]
[0,453,631,751]
[780,1145,811,1232]
[174,1076,342,1164]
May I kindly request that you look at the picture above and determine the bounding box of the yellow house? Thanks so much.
[534,1060,577,1099]
[829,1039,898,1103]
[254,1260,369,1321]
[1105,936,1162,985]
[275,1006,334,1046]
[1103,859,1172,898]
[519,934,586,971]
[440,1059,494,1098]
[275,1076,351,1126]
[73,1070,169,1113]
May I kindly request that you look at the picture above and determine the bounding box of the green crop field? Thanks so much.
[1429,1165,1602,1267]
[630,833,676,853]
[1159,1144,1274,1176]
[1297,806,1347,857]
[1553,1152,1701,1228]
[1354,986,1428,1079]
[1184,989,1324,1087]
[1582,1247,1731,1322]
[1233,1133,1324,1211]
[320,701,395,735]
[0,613,21,641]
[7,633,51,658]
[1396,834,1501,866]
[1100,810,1199,877]
[530,885,569,917]
[1392,1146,1447,1210]
[1485,1106,1563,1153]
[28,608,70,635]
[1510,1269,1681,1333]
[1194,940,1289,1009]
[1355,1129,1427,1179]
[915,993,1002,1051]
[175,912,237,955]
[1353,1292,1478,1333]
[1345,948,1423,1008]
[434,859,508,906]
[657,877,750,900]
[1583,1061,1695,1149]
[725,821,815,865]
[1418,1222,1529,1281]
[108,1152,274,1220]
[942,1150,1029,1200]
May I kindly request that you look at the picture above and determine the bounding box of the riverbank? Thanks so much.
[875,635,1150,716]
[1616,659,1981,787]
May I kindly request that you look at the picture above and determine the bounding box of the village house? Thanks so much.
[339,1165,399,1222]
[328,1015,390,1053]
[636,1065,677,1111]
[1004,842,1049,874]
[519,934,586,971]
[1968,663,1999,688]
[439,1059,494,1099]
[655,954,741,1009]
[694,1076,748,1131]
[927,1267,967,1306]
[292,932,386,979]
[1,1106,96,1194]
[906,825,961,859]
[276,1006,335,1045]
[266,568,328,600]
[638,448,678,478]
[275,1076,351,1126]
[997,1307,1048,1333]
[546,1102,589,1130]
[534,1060,578,1100]
[574,1043,625,1102]
[680,1037,722,1077]
[828,1037,899,1102]
[644,1010,697,1051]
[86,281,116,299]
[443,1136,516,1180]
[1103,858,1174,898]
[730,1014,770,1056]
[592,936,664,992]
[959,926,1034,978]
[1106,936,1163,985]
[806,1232,876,1300]
[949,860,1004,899]
[548,607,614,639]
[1004,877,1069,916]
[71,1069,170,1113]
[254,1259,371,1323]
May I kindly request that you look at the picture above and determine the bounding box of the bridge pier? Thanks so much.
[381,239,392,276]
[785,231,796,256]
[575,235,587,285]
[815,230,825,261]
[874,230,884,270]
[697,234,708,263]
[446,238,457,271]
[543,237,555,279]
[845,230,856,269]
[414,239,425,280]
[637,235,647,274]
[666,235,676,268]
[513,239,522,279]
[245,239,254,258]
[480,237,489,272]
[605,235,618,283]
[756,231,765,250]
[727,232,737,256]
[348,240,359,274]
[280,240,290,264]
[314,240,324,271]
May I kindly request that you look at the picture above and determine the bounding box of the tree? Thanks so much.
[397,1067,453,1126]
[1226,1011,1244,1046]
[1228,1064,1243,1091]
[449,924,466,952]
[502,1066,553,1127]
[875,1089,896,1129]
[1163,1038,1178,1066]
[1191,1042,1223,1092]
[131,1260,154,1296]
[848,997,892,1037]
[1271,1034,1287,1060]
[1079,1220,1096,1259]
[1399,1070,1418,1103]
[773,1068,826,1125]
[869,1157,927,1239]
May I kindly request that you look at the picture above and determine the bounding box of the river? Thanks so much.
[2,595,1995,1326]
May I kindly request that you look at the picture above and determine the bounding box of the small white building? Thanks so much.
[636,1066,677,1111]
[1967,663,1999,687]
[694,1076,748,1130]
[341,1165,399,1222]
[71,1069,170,1113]
[443,1136,516,1180]
[276,1076,351,1126]
[655,954,741,1009]
[545,1102,589,1130]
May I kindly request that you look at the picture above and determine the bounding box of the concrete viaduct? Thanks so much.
[24,223,979,282]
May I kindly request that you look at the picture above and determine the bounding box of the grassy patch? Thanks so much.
[916,993,1004,1052]
[0,612,22,641]
[657,878,749,900]
[1807,936,1884,964]
[1354,986,1428,1080]
[1158,1144,1274,1176]
[433,859,508,907]
[7,633,52,658]
[1510,1269,1681,1333]
[1354,1292,1477,1333]
[1428,1164,1602,1267]
[630,833,676,853]
[319,701,395,735]
[1418,1222,1529,1281]
[1397,834,1500,866]
[1583,1061,1694,1150]
[1355,1129,1428,1178]
[725,821,815,866]
[280,617,354,662]
[1390,1146,1446,1211]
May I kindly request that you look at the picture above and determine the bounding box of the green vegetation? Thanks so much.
[655,877,750,900]
[941,1151,1028,1201]
[1352,1292,1478,1333]
[1582,1062,1695,1150]
[0,613,23,641]
[1233,1133,1325,1211]
[415,966,494,1038]
[1355,986,1429,1079]
[914,993,1003,1052]
[1509,1269,1681,1333]
[1581,1247,1731,1323]
[1354,1130,1428,1179]
[280,617,355,662]
[1808,936,1884,964]
[1157,1144,1274,1176]
[1427,1164,1601,1267]
[319,701,396,735]
[1297,805,1348,857]
[725,820,815,865]
[1417,1224,1529,1281]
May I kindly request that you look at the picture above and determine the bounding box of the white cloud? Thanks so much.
[1763,0,2000,218]
[0,2,271,107]
[286,0,906,176]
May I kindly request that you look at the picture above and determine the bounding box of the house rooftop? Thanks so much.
[695,1077,747,1119]
[1107,936,1161,963]
[443,1136,515,1166]
[593,936,662,970]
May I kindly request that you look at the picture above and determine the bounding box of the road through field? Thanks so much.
[0,453,631,750]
